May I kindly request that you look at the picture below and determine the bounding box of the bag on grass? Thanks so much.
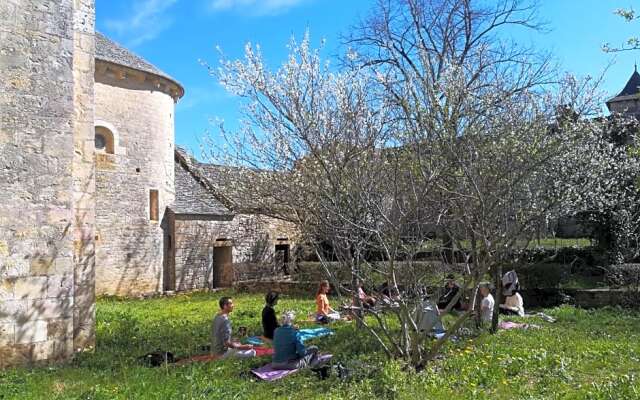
[139,351,175,367]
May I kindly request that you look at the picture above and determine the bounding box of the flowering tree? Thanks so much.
[603,7,640,53]
[203,0,639,367]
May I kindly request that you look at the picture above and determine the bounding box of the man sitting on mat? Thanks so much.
[272,311,319,370]
[211,297,256,359]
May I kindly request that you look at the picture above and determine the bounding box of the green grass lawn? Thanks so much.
[2,291,640,399]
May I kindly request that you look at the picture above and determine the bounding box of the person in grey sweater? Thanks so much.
[211,297,256,359]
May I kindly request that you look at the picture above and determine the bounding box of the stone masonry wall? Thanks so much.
[94,75,175,296]
[72,0,96,349]
[0,0,95,367]
[173,214,298,291]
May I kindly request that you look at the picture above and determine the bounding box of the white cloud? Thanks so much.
[209,0,308,16]
[104,0,178,47]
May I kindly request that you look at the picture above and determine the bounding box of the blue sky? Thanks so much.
[96,0,639,157]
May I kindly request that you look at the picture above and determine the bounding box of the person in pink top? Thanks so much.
[356,280,376,308]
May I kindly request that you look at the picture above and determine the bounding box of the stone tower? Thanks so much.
[0,0,96,366]
[606,66,640,117]
[93,33,183,296]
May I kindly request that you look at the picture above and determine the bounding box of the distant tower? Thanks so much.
[606,65,640,117]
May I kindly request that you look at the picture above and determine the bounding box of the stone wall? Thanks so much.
[0,0,95,366]
[72,0,97,353]
[93,70,176,296]
[172,214,298,291]
[609,99,640,117]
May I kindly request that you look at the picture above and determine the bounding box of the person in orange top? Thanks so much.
[315,280,340,324]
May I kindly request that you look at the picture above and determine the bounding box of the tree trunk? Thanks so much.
[491,263,502,333]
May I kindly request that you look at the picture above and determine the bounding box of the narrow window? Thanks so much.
[149,190,159,221]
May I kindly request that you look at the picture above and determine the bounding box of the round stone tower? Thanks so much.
[93,33,184,296]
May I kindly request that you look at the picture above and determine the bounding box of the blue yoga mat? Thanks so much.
[244,336,265,346]
[296,327,334,342]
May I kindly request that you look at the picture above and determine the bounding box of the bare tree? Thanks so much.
[345,0,638,335]
[202,0,639,367]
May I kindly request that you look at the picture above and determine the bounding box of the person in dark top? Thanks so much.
[262,291,280,340]
[437,274,463,312]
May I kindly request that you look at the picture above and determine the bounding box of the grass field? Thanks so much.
[2,291,639,399]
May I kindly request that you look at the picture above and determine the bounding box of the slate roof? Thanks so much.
[197,164,246,189]
[608,68,640,104]
[173,148,233,216]
[173,148,287,216]
[95,32,183,91]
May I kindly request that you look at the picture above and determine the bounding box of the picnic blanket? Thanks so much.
[297,328,334,342]
[498,321,540,330]
[251,354,333,381]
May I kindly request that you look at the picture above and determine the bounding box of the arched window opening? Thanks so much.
[95,126,115,154]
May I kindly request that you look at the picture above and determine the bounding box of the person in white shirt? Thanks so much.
[499,292,525,317]
[479,283,494,324]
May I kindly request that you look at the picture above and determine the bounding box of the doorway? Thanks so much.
[212,245,233,287]
[274,244,290,275]
[162,212,175,292]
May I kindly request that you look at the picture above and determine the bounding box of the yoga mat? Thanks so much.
[174,347,273,366]
[498,321,538,330]
[254,347,274,357]
[244,336,265,346]
[296,328,334,342]
[251,354,333,381]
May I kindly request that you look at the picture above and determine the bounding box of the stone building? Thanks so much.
[168,149,298,292]
[1,0,96,367]
[0,1,297,366]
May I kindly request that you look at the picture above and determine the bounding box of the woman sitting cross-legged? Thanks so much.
[272,311,319,370]
[315,280,340,324]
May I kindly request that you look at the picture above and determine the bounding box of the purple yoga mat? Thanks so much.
[251,354,333,381]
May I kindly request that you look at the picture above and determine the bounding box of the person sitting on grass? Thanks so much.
[499,270,524,316]
[356,280,376,309]
[376,281,400,306]
[315,280,340,324]
[437,274,463,312]
[262,291,280,340]
[272,311,319,370]
[416,293,445,335]
[499,291,525,317]
[211,297,256,359]
[479,283,495,324]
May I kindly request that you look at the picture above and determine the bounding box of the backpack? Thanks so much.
[138,351,175,367]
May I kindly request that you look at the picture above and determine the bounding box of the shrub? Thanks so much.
[511,246,606,277]
[513,263,572,288]
[604,263,640,288]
